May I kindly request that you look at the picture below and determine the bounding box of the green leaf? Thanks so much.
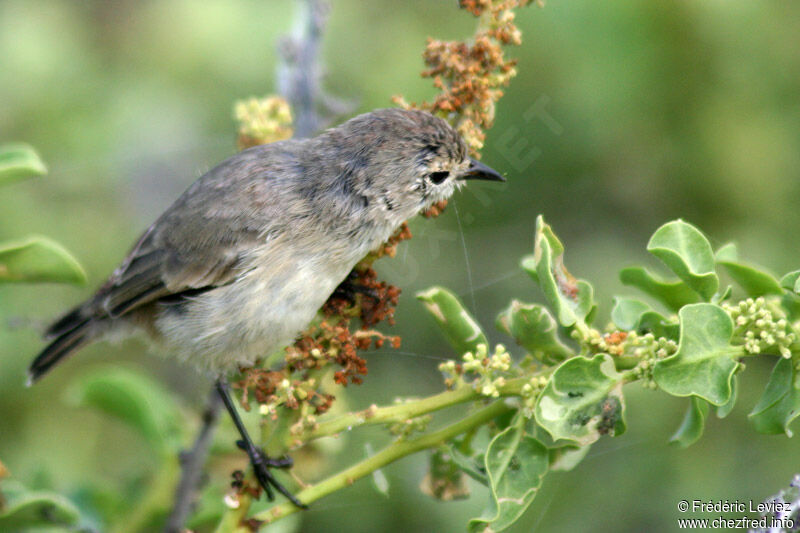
[749,358,800,436]
[521,216,595,328]
[417,287,488,355]
[636,310,680,341]
[713,284,733,304]
[547,443,590,472]
[468,423,548,533]
[0,236,86,285]
[653,304,740,405]
[66,367,184,454]
[610,297,650,331]
[647,220,719,300]
[669,397,709,448]
[714,242,738,262]
[535,354,626,445]
[445,444,488,486]
[0,481,80,529]
[780,293,800,321]
[779,270,800,294]
[715,243,782,297]
[496,301,571,365]
[716,375,738,419]
[720,263,781,297]
[0,143,47,186]
[779,272,800,319]
[619,266,701,312]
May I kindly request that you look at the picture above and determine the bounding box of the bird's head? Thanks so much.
[318,108,505,224]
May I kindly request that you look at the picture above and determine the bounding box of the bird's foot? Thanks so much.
[235,440,307,509]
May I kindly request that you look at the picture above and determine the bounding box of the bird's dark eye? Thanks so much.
[429,171,450,184]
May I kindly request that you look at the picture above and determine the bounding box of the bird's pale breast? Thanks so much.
[152,221,392,374]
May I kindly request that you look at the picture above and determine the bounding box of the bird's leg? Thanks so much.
[214,379,307,509]
[331,270,380,304]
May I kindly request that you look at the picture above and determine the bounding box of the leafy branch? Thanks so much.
[206,214,800,532]
[40,213,800,532]
[255,400,512,525]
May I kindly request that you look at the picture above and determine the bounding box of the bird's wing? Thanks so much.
[98,219,261,318]
[94,146,292,319]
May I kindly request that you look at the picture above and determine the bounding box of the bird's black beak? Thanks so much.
[459,158,505,182]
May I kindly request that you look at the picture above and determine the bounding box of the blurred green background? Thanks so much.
[2,0,800,531]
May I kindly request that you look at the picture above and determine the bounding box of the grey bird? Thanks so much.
[28,107,504,506]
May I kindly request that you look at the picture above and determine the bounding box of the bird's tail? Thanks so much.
[28,303,97,385]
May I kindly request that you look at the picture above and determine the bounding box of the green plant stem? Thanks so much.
[620,369,640,384]
[253,399,512,525]
[298,374,535,443]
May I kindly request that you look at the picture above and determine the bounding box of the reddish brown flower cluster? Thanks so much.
[350,267,402,327]
[311,267,402,386]
[235,369,285,407]
[421,200,449,219]
[366,222,413,260]
[234,366,335,414]
[394,0,535,154]
[604,331,628,346]
[291,320,369,386]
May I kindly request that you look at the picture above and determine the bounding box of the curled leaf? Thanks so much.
[779,270,800,295]
[522,216,595,327]
[0,236,86,285]
[669,396,709,448]
[610,297,650,331]
[496,300,571,364]
[0,143,47,186]
[653,304,739,406]
[468,422,548,533]
[444,444,488,486]
[749,358,800,437]
[535,354,626,445]
[716,243,782,297]
[716,375,738,419]
[547,443,590,472]
[619,266,701,312]
[647,220,719,300]
[635,310,680,341]
[417,286,488,355]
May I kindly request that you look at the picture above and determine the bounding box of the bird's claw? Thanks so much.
[235,440,307,508]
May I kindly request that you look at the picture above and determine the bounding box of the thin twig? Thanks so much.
[276,0,352,138]
[276,0,325,138]
[165,387,223,533]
